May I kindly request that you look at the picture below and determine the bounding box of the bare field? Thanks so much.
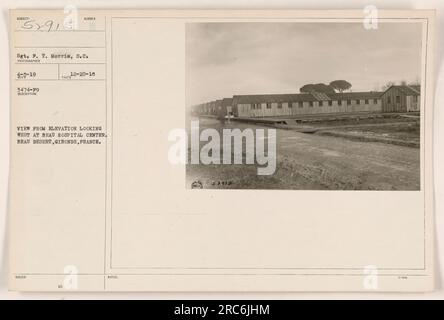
[186,117,420,190]
[320,122,420,146]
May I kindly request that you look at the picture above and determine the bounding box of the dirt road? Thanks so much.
[186,118,420,190]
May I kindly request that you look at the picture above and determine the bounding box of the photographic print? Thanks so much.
[8,9,435,293]
[186,22,423,190]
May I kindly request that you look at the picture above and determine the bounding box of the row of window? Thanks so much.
[250,99,379,109]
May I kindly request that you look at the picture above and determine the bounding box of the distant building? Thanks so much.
[191,85,420,118]
[230,91,382,118]
[220,98,233,119]
[380,85,420,113]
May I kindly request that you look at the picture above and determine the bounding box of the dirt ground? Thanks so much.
[186,117,420,190]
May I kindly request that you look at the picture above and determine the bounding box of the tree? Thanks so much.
[329,80,352,93]
[300,84,316,93]
[312,83,335,94]
[300,83,335,94]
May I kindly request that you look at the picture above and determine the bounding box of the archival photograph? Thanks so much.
[185,22,422,190]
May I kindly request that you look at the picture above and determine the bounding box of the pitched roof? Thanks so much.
[232,91,383,104]
[409,85,421,94]
[386,85,420,96]
[311,91,332,101]
[232,93,316,104]
[222,98,233,107]
[326,91,383,100]
[221,98,233,107]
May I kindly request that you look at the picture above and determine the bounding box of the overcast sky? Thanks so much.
[186,22,422,106]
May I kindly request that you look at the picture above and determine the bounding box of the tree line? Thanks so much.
[300,80,352,94]
[299,80,420,94]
